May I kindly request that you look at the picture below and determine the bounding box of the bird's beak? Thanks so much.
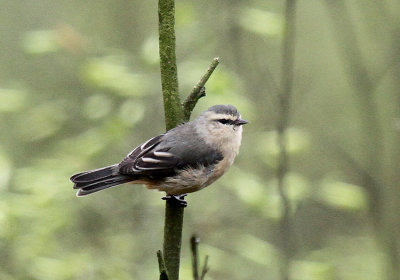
[235,118,249,126]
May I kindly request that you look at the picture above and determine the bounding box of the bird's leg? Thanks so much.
[162,194,188,207]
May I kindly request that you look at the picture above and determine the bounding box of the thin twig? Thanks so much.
[190,235,200,280]
[157,250,169,280]
[183,57,220,121]
[190,235,210,280]
[200,255,209,280]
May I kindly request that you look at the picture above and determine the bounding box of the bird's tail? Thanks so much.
[71,164,133,196]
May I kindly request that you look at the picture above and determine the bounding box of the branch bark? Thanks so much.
[157,250,169,280]
[200,255,209,280]
[191,235,200,280]
[159,0,183,130]
[158,0,185,279]
[190,235,209,280]
[183,57,220,121]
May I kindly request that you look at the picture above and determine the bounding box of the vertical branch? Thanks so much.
[157,3,219,279]
[159,0,184,130]
[162,201,185,280]
[190,235,210,280]
[276,0,297,280]
[158,0,185,279]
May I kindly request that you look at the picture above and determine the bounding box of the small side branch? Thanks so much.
[191,235,200,280]
[157,250,169,280]
[200,255,209,280]
[183,57,220,121]
[190,235,210,280]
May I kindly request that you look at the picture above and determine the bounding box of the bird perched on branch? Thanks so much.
[70,104,247,206]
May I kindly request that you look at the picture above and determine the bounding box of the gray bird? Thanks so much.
[70,104,247,205]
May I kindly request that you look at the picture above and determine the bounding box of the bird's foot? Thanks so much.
[162,194,188,207]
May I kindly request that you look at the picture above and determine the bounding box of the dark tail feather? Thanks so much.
[70,165,134,196]
[71,165,119,182]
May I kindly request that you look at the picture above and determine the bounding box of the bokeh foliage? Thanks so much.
[0,1,399,279]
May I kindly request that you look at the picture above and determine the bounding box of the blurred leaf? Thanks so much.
[16,100,67,142]
[84,94,113,120]
[393,117,400,132]
[81,56,151,96]
[317,180,368,211]
[309,236,384,280]
[141,36,159,65]
[0,198,10,238]
[229,168,310,219]
[176,2,196,27]
[0,149,12,191]
[57,128,111,159]
[200,242,279,278]
[0,272,13,280]
[229,169,270,209]
[233,232,280,266]
[29,254,93,280]
[263,172,311,219]
[21,30,59,55]
[269,172,311,203]
[118,99,146,126]
[290,260,335,280]
[13,159,71,199]
[332,236,384,279]
[239,8,283,37]
[257,127,311,168]
[0,87,28,112]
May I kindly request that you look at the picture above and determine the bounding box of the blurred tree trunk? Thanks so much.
[276,1,297,279]
[325,1,399,279]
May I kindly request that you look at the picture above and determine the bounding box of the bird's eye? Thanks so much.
[217,119,233,125]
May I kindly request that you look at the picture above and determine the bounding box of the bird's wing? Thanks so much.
[118,134,181,176]
[118,129,224,177]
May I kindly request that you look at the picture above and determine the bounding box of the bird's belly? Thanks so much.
[145,157,234,195]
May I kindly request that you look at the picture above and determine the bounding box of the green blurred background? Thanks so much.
[1,1,399,279]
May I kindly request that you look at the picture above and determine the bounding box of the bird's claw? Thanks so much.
[162,194,188,207]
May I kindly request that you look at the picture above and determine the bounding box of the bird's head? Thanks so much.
[195,104,248,143]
